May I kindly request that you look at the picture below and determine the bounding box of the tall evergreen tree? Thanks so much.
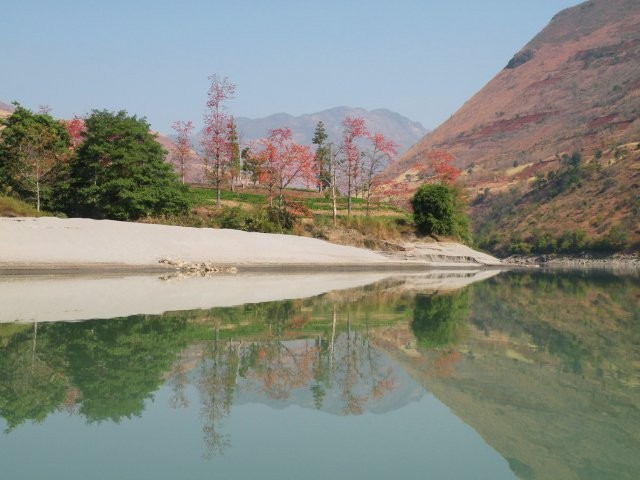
[68,110,190,220]
[227,117,241,191]
[312,121,331,192]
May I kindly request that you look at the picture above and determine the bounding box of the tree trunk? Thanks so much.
[36,180,41,212]
[331,175,338,227]
[347,170,352,217]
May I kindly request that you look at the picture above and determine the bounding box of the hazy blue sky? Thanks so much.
[1,0,582,133]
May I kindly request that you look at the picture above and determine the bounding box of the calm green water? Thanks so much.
[1,270,638,479]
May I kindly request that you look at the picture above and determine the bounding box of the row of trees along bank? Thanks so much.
[0,75,470,244]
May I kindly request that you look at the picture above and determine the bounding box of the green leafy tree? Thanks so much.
[411,183,471,242]
[312,121,331,192]
[0,323,70,432]
[68,110,191,220]
[241,146,261,186]
[51,316,190,423]
[0,104,71,211]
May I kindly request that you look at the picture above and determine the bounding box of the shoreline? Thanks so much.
[0,260,506,277]
[0,217,503,276]
[501,253,640,272]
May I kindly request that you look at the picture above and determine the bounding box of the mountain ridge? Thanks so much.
[383,0,640,181]
[379,0,640,253]
[234,106,427,155]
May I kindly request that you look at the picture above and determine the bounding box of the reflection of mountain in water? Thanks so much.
[375,271,640,480]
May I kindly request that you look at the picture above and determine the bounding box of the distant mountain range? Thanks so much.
[233,106,428,156]
[161,106,428,183]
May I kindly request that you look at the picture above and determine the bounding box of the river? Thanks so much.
[0,269,638,479]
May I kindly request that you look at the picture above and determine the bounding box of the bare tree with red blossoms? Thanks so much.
[171,120,194,184]
[361,132,397,215]
[201,74,235,207]
[341,116,369,216]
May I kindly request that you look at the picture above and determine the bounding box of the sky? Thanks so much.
[1,0,583,134]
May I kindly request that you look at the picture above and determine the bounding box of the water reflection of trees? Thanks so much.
[191,312,398,456]
[0,316,191,431]
[0,277,461,439]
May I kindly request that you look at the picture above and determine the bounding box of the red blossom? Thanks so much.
[61,116,85,151]
[255,127,316,205]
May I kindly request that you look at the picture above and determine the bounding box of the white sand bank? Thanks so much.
[0,217,389,268]
[0,217,501,271]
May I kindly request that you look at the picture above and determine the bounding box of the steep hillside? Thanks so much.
[380,0,640,253]
[233,106,427,155]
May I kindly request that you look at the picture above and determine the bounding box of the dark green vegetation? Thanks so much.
[0,107,190,221]
[411,289,469,349]
[67,110,191,220]
[472,147,640,255]
[411,183,471,243]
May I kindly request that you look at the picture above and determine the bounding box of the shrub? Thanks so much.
[411,183,471,243]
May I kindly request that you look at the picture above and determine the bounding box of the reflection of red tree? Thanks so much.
[432,350,461,377]
[250,342,319,400]
[372,378,396,400]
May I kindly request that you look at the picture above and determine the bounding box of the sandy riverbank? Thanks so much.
[0,217,502,273]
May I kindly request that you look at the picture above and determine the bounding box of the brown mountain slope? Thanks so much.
[383,0,640,183]
[380,0,640,253]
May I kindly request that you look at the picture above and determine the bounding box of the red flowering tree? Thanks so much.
[361,132,397,215]
[61,116,85,151]
[426,150,460,185]
[201,74,235,207]
[171,120,194,184]
[255,127,315,208]
[341,116,369,216]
